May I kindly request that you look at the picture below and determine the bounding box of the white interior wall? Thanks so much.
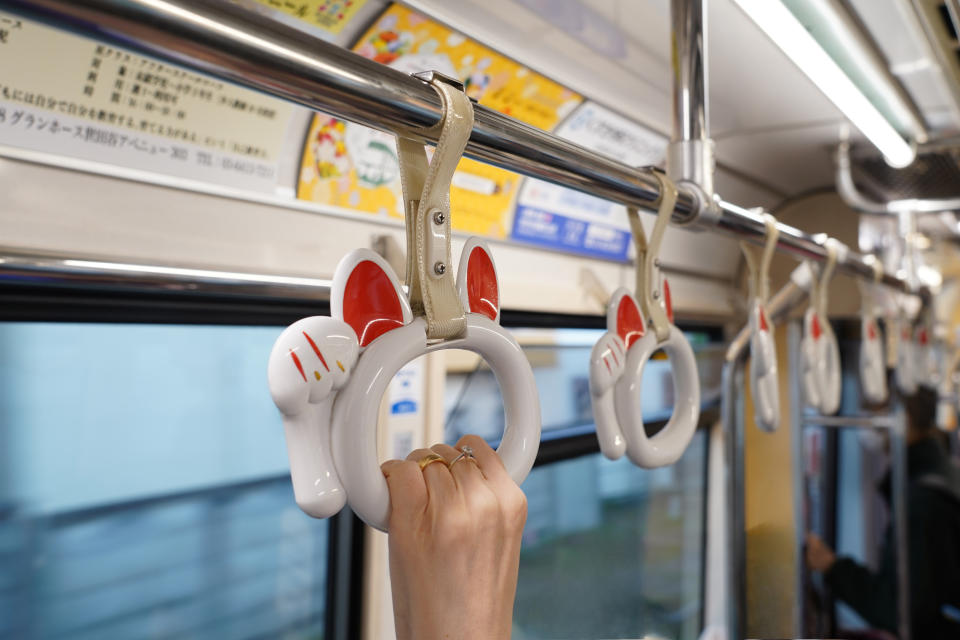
[0,156,740,319]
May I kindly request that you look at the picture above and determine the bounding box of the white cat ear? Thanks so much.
[457,238,500,323]
[606,287,645,350]
[331,249,412,349]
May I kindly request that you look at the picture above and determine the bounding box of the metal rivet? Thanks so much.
[434,262,446,275]
[432,210,445,225]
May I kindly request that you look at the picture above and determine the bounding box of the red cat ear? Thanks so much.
[456,238,500,323]
[606,288,645,349]
[331,249,411,348]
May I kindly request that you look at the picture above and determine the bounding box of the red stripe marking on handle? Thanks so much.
[303,332,330,371]
[289,350,307,382]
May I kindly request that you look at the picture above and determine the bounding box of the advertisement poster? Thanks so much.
[0,12,298,194]
[511,102,668,260]
[241,0,376,42]
[297,3,582,238]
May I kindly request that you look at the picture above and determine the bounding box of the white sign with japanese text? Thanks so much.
[511,102,668,261]
[0,11,300,194]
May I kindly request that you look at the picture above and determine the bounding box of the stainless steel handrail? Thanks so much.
[0,0,922,295]
[0,251,333,300]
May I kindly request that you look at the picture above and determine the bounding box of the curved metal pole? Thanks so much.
[836,141,960,215]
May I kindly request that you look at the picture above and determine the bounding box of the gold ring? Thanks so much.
[417,453,447,471]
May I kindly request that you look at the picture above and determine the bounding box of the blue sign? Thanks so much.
[511,204,631,261]
[390,399,418,415]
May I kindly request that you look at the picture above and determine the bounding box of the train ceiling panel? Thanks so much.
[406,0,960,200]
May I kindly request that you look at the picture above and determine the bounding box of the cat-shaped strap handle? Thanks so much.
[590,172,700,468]
[859,255,887,404]
[800,239,843,415]
[740,213,781,432]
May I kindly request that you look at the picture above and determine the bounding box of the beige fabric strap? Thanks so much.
[739,213,779,303]
[396,76,474,340]
[627,172,678,343]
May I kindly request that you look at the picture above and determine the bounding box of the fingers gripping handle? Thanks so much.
[332,316,541,531]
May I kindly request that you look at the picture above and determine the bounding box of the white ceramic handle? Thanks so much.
[801,308,822,410]
[748,301,780,432]
[897,335,917,394]
[818,321,842,415]
[613,325,700,468]
[332,315,541,531]
[280,401,345,517]
[267,316,359,519]
[589,332,628,460]
[860,317,887,404]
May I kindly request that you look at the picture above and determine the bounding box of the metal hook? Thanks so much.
[627,171,677,343]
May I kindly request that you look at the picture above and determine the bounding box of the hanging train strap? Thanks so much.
[858,253,883,316]
[817,239,840,318]
[739,213,780,303]
[396,71,474,340]
[627,171,678,343]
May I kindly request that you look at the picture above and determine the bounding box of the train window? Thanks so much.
[514,433,707,639]
[442,327,718,639]
[0,322,331,639]
[444,328,723,444]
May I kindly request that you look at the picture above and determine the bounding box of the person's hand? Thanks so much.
[382,435,527,640]
[805,532,837,573]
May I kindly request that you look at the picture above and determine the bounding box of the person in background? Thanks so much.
[806,385,960,639]
[382,434,526,640]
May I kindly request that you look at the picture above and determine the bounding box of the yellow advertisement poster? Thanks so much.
[248,0,368,36]
[297,3,582,238]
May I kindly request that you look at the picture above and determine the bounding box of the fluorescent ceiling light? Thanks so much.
[731,0,916,168]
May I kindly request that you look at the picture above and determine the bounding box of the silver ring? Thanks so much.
[449,445,477,467]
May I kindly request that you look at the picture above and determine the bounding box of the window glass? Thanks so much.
[514,431,707,639]
[0,322,328,639]
[444,328,723,443]
[440,327,715,639]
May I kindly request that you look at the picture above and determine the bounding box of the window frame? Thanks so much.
[0,277,722,639]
